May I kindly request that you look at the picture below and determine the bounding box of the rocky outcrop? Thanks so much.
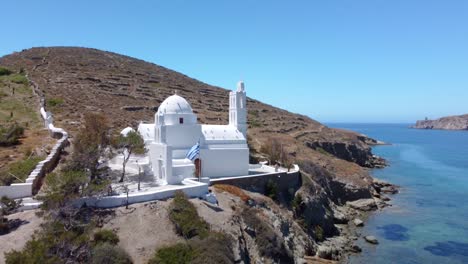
[373,178,399,195]
[364,236,379,244]
[306,141,387,168]
[413,114,468,130]
[346,199,377,211]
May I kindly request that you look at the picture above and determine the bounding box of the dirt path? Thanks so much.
[0,210,43,264]
[102,201,182,263]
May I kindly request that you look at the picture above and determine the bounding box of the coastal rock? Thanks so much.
[412,114,468,130]
[317,245,339,260]
[364,236,379,244]
[381,186,398,194]
[353,218,364,227]
[373,179,399,194]
[349,244,362,253]
[375,198,390,209]
[346,199,377,211]
[306,141,387,168]
[332,209,348,224]
[316,236,348,260]
[381,195,391,202]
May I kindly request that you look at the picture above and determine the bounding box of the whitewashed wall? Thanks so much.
[200,147,249,178]
[77,179,208,208]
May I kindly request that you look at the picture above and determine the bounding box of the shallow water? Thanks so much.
[328,123,468,264]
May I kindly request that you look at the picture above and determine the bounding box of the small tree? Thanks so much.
[260,137,293,169]
[39,171,88,210]
[113,131,146,183]
[70,113,110,180]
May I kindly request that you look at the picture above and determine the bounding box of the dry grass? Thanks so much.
[213,184,251,202]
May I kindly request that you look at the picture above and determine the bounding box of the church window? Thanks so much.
[179,117,184,124]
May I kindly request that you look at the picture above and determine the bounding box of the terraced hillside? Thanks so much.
[0,68,54,185]
[0,47,393,261]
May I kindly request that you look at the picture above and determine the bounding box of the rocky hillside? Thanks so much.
[413,114,468,130]
[0,47,393,261]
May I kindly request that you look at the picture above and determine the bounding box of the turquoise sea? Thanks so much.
[329,123,468,264]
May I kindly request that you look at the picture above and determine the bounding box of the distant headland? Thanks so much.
[412,114,468,130]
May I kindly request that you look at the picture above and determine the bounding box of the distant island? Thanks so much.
[412,114,468,130]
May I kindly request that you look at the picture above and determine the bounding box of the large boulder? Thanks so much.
[346,199,377,211]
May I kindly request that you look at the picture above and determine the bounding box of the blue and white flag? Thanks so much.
[186,142,200,161]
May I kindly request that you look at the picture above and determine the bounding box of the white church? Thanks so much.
[136,81,249,185]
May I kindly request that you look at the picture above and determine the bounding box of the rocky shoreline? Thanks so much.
[316,178,399,262]
[412,114,468,130]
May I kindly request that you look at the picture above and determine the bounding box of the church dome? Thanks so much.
[157,94,193,115]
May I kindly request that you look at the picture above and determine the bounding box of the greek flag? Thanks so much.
[186,142,200,161]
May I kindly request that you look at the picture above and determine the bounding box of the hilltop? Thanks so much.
[413,114,468,130]
[0,47,393,262]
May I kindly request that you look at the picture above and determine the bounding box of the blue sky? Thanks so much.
[1,1,467,123]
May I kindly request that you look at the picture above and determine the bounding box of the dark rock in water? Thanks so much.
[381,195,391,202]
[364,236,379,244]
[424,241,468,257]
[377,224,409,241]
[349,244,362,253]
[373,179,399,194]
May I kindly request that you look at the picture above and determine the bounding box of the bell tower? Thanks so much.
[229,81,247,137]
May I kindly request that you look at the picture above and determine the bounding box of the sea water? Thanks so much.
[328,123,468,264]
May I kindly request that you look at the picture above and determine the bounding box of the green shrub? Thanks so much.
[149,233,234,264]
[316,147,331,156]
[0,156,42,186]
[5,238,60,264]
[9,74,28,85]
[241,208,293,263]
[248,119,262,128]
[149,243,195,264]
[39,170,88,210]
[169,191,209,239]
[1,196,21,215]
[46,97,64,108]
[314,225,324,242]
[265,179,278,201]
[90,243,132,264]
[187,232,235,264]
[0,67,12,76]
[0,124,25,146]
[291,193,304,216]
[94,229,120,245]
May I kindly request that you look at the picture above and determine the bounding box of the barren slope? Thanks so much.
[0,47,393,262]
[0,47,382,187]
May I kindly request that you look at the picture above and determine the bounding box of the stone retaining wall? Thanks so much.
[0,77,69,199]
[210,169,302,196]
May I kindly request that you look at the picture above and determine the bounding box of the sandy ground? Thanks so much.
[102,200,182,263]
[0,210,43,264]
[191,191,239,233]
[102,189,239,263]
[0,190,250,264]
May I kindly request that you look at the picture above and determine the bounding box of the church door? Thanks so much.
[194,158,201,179]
